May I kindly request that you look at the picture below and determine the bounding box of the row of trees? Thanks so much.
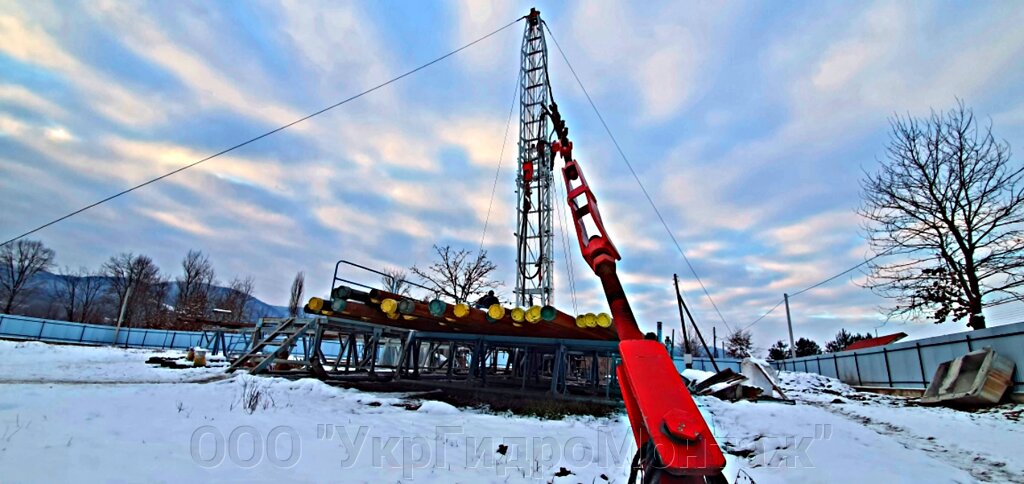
[0,239,265,329]
[766,329,873,360]
[2,240,505,329]
[667,326,873,361]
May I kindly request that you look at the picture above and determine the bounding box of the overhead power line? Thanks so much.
[478,80,521,253]
[2,16,525,248]
[543,22,735,334]
[789,246,897,297]
[742,299,785,331]
[744,246,898,330]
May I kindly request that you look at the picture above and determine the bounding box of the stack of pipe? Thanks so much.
[303,285,618,341]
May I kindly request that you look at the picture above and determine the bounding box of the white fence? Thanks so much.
[0,313,229,350]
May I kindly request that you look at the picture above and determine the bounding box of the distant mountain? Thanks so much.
[11,271,288,323]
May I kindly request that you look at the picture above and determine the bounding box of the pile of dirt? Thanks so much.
[145,355,228,370]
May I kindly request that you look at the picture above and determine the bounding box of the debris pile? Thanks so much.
[683,358,790,402]
[921,347,1016,407]
[146,351,227,370]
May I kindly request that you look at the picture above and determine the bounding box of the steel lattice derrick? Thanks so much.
[515,9,554,308]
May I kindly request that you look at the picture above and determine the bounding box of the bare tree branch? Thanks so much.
[175,250,216,322]
[288,271,305,317]
[410,245,501,304]
[0,239,55,314]
[380,268,412,296]
[102,252,165,327]
[216,275,255,322]
[860,101,1024,329]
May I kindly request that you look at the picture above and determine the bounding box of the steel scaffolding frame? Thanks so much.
[515,11,554,308]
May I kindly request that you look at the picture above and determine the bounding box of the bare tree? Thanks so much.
[380,267,412,296]
[175,250,216,321]
[0,239,56,314]
[53,266,104,323]
[289,271,305,317]
[103,252,162,326]
[216,275,255,322]
[861,101,1024,330]
[140,275,174,329]
[54,266,81,322]
[77,270,105,323]
[410,245,500,304]
[674,335,707,357]
[724,329,753,358]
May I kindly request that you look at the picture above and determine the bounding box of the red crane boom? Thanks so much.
[550,106,728,483]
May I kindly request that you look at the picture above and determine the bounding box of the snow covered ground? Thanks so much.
[0,340,1020,483]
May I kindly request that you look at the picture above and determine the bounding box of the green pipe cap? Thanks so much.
[428,299,447,317]
[540,305,557,321]
[398,299,416,314]
[331,286,352,300]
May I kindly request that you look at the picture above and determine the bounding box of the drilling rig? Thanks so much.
[514,9,555,308]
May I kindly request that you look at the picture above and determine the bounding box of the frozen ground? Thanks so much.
[0,340,1020,483]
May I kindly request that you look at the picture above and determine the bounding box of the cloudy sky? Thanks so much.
[2,1,1024,351]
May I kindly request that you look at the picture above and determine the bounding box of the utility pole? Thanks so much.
[674,282,719,372]
[713,327,717,358]
[670,328,675,357]
[784,293,796,360]
[112,284,133,346]
[673,274,692,368]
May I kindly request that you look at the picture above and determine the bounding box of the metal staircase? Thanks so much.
[225,317,316,374]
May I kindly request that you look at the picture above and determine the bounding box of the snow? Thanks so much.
[416,400,461,415]
[774,371,1024,482]
[0,340,226,383]
[1,340,1021,483]
[682,368,715,384]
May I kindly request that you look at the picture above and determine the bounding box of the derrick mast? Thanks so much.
[515,8,554,307]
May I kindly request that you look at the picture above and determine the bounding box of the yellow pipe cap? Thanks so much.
[525,306,542,323]
[488,304,506,320]
[380,298,398,314]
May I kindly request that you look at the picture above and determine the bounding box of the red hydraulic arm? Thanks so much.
[551,108,727,483]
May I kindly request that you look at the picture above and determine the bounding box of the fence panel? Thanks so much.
[769,321,1023,396]
[856,351,889,386]
[0,314,250,355]
[886,347,924,388]
[0,315,42,339]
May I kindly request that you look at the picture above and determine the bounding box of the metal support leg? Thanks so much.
[522,348,530,390]
[345,334,357,373]
[550,344,566,396]
[337,333,354,372]
[412,341,421,377]
[446,341,456,380]
[368,331,380,375]
[394,331,414,381]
